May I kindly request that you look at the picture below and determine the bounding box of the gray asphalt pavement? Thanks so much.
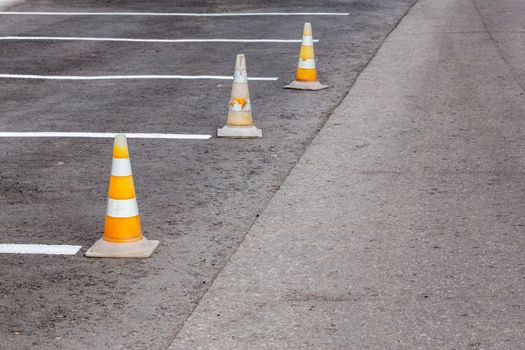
[0,0,416,349]
[169,0,525,348]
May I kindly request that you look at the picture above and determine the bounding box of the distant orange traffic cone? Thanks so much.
[86,134,159,258]
[217,54,262,138]
[285,23,328,91]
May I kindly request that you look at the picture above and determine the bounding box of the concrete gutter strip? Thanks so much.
[168,0,525,348]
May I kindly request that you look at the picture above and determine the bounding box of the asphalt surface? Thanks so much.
[0,0,416,349]
[168,0,525,348]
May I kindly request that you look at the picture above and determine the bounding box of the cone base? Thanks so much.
[217,125,262,139]
[85,237,159,258]
[284,80,328,91]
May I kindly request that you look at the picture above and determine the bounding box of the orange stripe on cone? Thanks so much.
[104,216,142,243]
[296,68,317,82]
[108,176,136,200]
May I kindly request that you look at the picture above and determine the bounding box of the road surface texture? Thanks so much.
[0,0,416,349]
[169,0,525,349]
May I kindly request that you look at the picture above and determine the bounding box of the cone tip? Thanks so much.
[235,53,246,71]
[303,22,312,36]
[113,134,130,158]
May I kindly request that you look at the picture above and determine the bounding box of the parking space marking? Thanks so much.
[0,244,82,255]
[0,132,212,139]
[0,36,318,43]
[0,11,349,16]
[0,74,278,81]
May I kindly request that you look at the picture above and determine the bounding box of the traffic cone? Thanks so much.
[86,134,159,258]
[284,23,328,91]
[217,54,262,139]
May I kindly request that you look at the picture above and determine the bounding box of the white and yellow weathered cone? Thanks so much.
[86,134,159,258]
[285,22,328,91]
[217,54,262,138]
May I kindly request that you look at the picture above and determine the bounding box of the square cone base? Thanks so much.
[85,237,159,258]
[217,125,262,139]
[284,80,328,91]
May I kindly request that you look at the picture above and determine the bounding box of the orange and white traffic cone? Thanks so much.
[86,134,159,258]
[217,54,262,139]
[284,22,328,91]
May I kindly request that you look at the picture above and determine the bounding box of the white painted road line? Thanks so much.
[0,36,318,43]
[0,74,278,81]
[0,132,212,139]
[0,11,349,16]
[0,244,82,255]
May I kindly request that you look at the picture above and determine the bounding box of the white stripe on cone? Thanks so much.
[111,158,132,177]
[233,70,248,83]
[302,35,313,46]
[298,58,316,69]
[106,198,139,218]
